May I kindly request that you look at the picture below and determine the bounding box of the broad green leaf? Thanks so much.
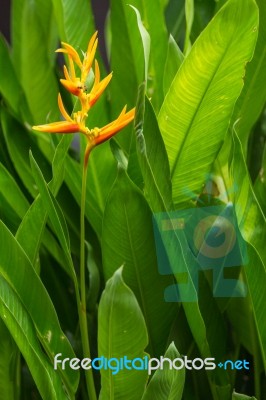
[16,136,72,269]
[86,242,100,313]
[61,141,117,238]
[159,0,259,206]
[0,277,70,400]
[254,147,266,215]
[98,267,148,400]
[129,5,150,81]
[184,0,194,54]
[29,152,75,278]
[109,0,145,152]
[1,109,51,198]
[0,221,79,394]
[141,342,185,400]
[226,297,262,363]
[0,162,29,220]
[231,134,265,265]
[232,391,257,400]
[102,168,178,356]
[51,0,95,51]
[163,35,184,96]
[191,0,216,43]
[19,0,59,124]
[134,83,172,212]
[140,0,169,110]
[0,318,19,400]
[0,35,31,122]
[165,0,185,45]
[229,133,266,366]
[231,0,266,153]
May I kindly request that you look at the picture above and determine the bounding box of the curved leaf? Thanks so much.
[163,35,184,96]
[134,83,172,212]
[98,267,148,400]
[0,221,79,394]
[102,168,178,356]
[141,342,185,400]
[0,277,70,400]
[0,35,31,122]
[231,0,266,152]
[159,0,259,206]
[19,0,59,124]
[0,318,19,400]
[230,133,266,366]
[51,0,95,50]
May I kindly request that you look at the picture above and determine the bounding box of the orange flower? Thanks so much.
[32,32,135,163]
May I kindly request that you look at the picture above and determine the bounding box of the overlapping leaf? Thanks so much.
[159,0,259,206]
[98,268,148,400]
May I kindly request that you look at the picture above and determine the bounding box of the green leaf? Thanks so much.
[134,83,172,212]
[254,147,266,215]
[102,168,178,356]
[19,0,59,124]
[159,0,259,206]
[141,342,185,400]
[1,109,51,199]
[109,0,144,152]
[129,5,150,82]
[230,132,266,366]
[231,0,266,153]
[51,0,95,51]
[184,0,194,54]
[140,0,169,110]
[0,318,19,400]
[0,162,29,220]
[16,136,72,269]
[163,35,184,96]
[29,151,75,278]
[0,277,70,400]
[0,221,79,394]
[86,242,100,313]
[232,391,257,400]
[98,267,148,400]
[62,142,117,238]
[0,35,31,122]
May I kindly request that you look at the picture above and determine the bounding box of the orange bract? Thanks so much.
[33,32,135,155]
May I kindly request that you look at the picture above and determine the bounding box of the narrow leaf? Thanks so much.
[142,342,185,400]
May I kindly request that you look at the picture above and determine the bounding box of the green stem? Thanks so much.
[78,147,97,400]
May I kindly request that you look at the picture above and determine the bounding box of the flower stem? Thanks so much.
[79,146,97,400]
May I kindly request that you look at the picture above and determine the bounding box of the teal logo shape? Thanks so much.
[153,203,248,302]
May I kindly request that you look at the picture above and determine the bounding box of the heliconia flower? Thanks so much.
[32,94,89,135]
[56,32,98,97]
[90,106,136,146]
[32,95,135,149]
[32,33,135,166]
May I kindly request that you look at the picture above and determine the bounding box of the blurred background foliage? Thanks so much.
[0,0,265,399]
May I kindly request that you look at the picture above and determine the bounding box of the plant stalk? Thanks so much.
[78,147,97,400]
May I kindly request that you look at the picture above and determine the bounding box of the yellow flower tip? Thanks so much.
[59,42,83,68]
[33,121,80,134]
[60,79,82,96]
[92,107,135,146]
[89,72,113,107]
[87,31,98,54]
[32,125,43,132]
[58,93,72,122]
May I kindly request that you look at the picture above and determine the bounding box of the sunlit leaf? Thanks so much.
[159,0,258,206]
